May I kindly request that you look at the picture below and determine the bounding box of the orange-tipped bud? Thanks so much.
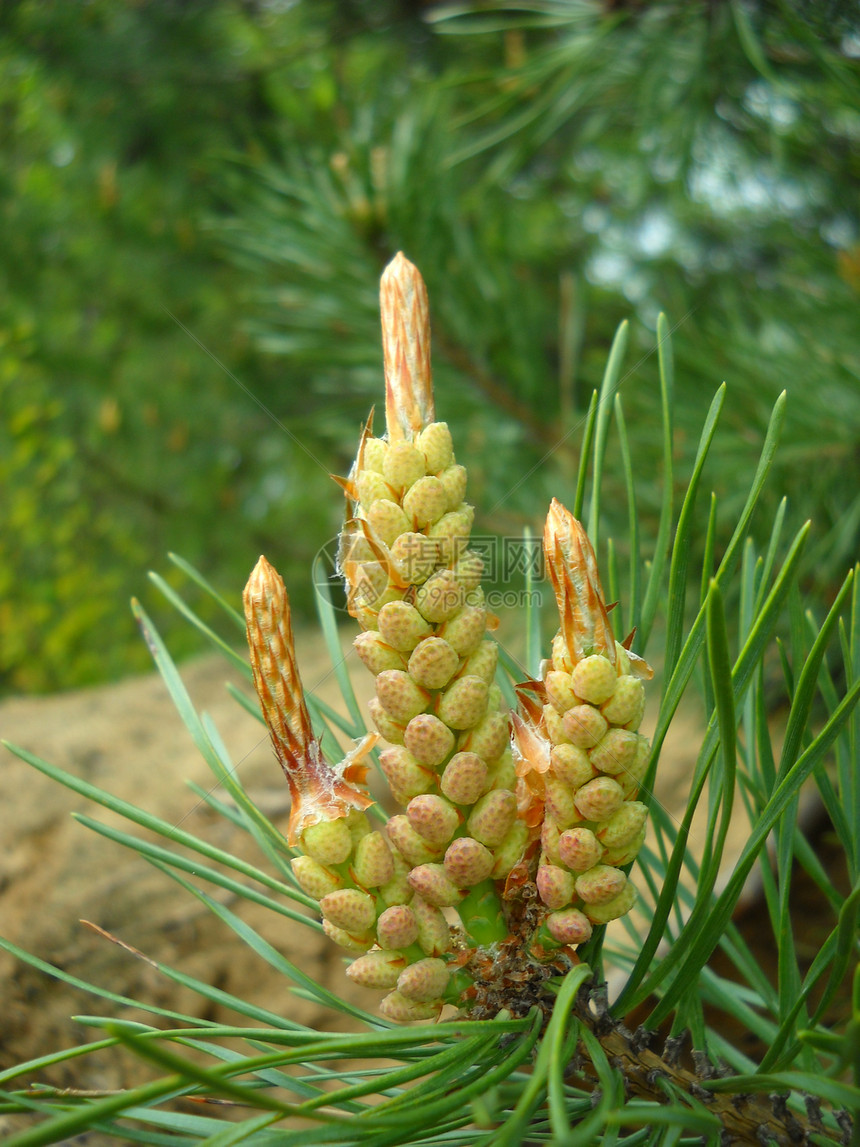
[381,252,434,442]
[543,499,616,667]
[243,556,373,846]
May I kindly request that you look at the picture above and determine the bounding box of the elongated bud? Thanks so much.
[595,801,648,850]
[601,675,646,728]
[439,463,467,510]
[562,704,608,748]
[544,670,580,715]
[381,252,434,442]
[575,864,627,905]
[354,631,407,675]
[376,669,431,724]
[544,499,616,667]
[459,710,509,761]
[301,818,354,866]
[402,476,450,529]
[491,820,529,878]
[440,751,488,806]
[378,745,435,801]
[389,531,438,585]
[589,728,640,776]
[415,568,465,622]
[383,441,426,493]
[407,636,460,690]
[368,695,406,745]
[243,556,373,845]
[367,498,411,546]
[460,640,499,685]
[322,918,374,952]
[439,604,487,655]
[415,421,453,473]
[550,744,594,790]
[378,601,434,652]
[571,654,617,705]
[378,849,413,907]
[543,775,582,829]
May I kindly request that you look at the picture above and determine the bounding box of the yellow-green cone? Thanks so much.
[512,499,654,956]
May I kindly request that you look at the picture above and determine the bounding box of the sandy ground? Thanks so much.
[0,633,718,1117]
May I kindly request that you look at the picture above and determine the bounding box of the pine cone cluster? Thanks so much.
[242,253,653,1021]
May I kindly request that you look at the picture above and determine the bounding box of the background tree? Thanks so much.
[2,0,858,691]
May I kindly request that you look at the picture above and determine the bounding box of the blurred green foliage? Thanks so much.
[2,0,858,693]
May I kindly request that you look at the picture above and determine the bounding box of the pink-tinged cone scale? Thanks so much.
[243,556,373,845]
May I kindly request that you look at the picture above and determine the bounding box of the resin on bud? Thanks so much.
[243,556,374,846]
